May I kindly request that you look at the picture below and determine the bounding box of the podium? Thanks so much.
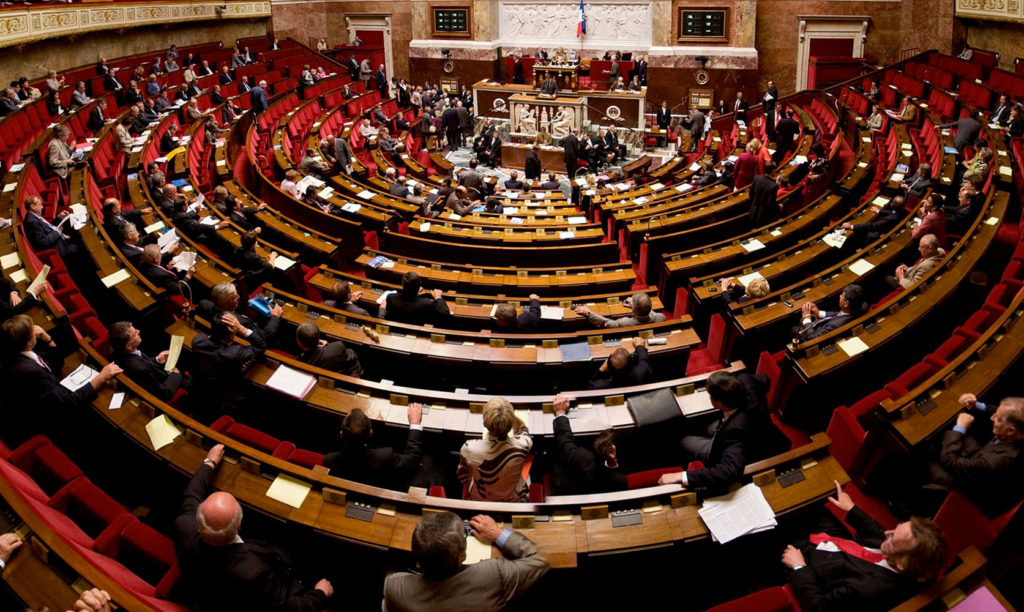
[509,93,586,139]
[532,65,579,90]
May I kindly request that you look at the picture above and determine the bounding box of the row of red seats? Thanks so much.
[0,436,185,610]
[928,53,984,82]
[903,61,955,91]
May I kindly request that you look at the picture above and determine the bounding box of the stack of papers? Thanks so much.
[158,229,179,253]
[341,202,362,213]
[367,255,392,268]
[170,251,197,272]
[823,230,847,249]
[540,306,564,320]
[60,364,98,391]
[273,255,296,271]
[266,364,317,399]
[698,483,777,544]
[741,239,766,252]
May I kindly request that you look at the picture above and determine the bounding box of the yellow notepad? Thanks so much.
[265,474,312,509]
[464,535,494,565]
[145,414,182,451]
[838,337,870,357]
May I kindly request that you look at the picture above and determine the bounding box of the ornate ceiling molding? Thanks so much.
[0,1,271,49]
[956,0,1023,22]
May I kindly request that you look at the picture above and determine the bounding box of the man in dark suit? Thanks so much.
[524,145,542,180]
[139,244,194,295]
[442,104,461,152]
[189,313,266,419]
[633,54,648,86]
[924,394,1024,517]
[250,80,268,114]
[550,394,627,494]
[512,54,524,84]
[160,123,180,154]
[748,169,779,228]
[323,406,427,489]
[732,91,749,123]
[295,322,362,378]
[687,108,706,152]
[218,65,234,85]
[0,88,20,116]
[773,108,800,163]
[0,315,121,445]
[493,294,541,332]
[842,196,905,246]
[796,284,864,341]
[782,483,947,611]
[0,274,45,323]
[23,195,78,258]
[762,80,779,140]
[87,98,108,134]
[560,129,579,177]
[346,56,360,81]
[899,162,933,199]
[323,279,370,316]
[458,157,484,195]
[989,94,1012,127]
[655,100,671,130]
[108,322,189,401]
[659,370,790,496]
[384,271,450,326]
[200,282,282,348]
[101,198,151,242]
[238,76,252,94]
[940,115,982,152]
[503,171,524,191]
[172,443,333,609]
[589,336,652,389]
[375,64,388,98]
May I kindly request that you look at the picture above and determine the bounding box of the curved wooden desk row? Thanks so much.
[74,338,848,568]
[356,248,636,295]
[789,189,1010,383]
[306,267,658,329]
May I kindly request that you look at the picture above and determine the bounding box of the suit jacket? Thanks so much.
[323,299,369,317]
[524,151,541,179]
[899,253,943,287]
[298,341,362,378]
[86,105,107,134]
[0,276,37,322]
[589,345,652,389]
[763,86,779,111]
[512,297,540,331]
[799,312,854,341]
[686,404,789,496]
[733,99,749,121]
[219,72,234,85]
[902,171,932,199]
[160,132,178,154]
[24,212,71,256]
[376,70,387,91]
[103,74,123,92]
[789,506,922,612]
[250,86,268,114]
[940,427,1024,516]
[551,415,627,494]
[385,292,450,326]
[584,310,665,329]
[138,259,186,294]
[172,464,329,611]
[911,210,947,248]
[990,104,1011,126]
[634,59,648,85]
[749,174,780,227]
[323,429,422,490]
[775,117,800,151]
[852,209,901,242]
[190,332,263,414]
[116,351,187,401]
[48,139,72,179]
[948,117,982,150]
[71,90,90,108]
[346,59,360,80]
[1,349,97,445]
[382,530,548,612]
[656,107,671,129]
[513,59,524,83]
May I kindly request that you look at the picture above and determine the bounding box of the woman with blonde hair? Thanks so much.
[457,397,533,501]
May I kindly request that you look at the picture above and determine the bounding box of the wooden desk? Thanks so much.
[501,143,566,174]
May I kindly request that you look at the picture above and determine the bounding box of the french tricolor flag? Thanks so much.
[577,0,587,37]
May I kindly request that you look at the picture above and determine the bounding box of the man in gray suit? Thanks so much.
[940,115,982,152]
[383,511,548,611]
[575,291,665,328]
[687,108,706,152]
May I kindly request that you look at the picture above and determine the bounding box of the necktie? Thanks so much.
[809,533,885,564]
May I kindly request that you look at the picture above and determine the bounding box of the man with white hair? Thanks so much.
[890,234,945,289]
[173,444,333,609]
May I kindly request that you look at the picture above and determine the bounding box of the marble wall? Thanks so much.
[0,19,267,83]
[965,21,1022,67]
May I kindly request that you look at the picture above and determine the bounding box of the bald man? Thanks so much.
[173,444,333,610]
[588,336,652,389]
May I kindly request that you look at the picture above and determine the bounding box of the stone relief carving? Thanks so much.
[500,2,651,44]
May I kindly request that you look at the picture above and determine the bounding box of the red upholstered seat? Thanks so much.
[826,406,898,530]
[933,489,1021,562]
[48,478,131,540]
[210,415,283,455]
[626,467,681,489]
[707,584,799,612]
[685,313,730,376]
[94,515,178,589]
[9,436,84,496]
[883,361,937,398]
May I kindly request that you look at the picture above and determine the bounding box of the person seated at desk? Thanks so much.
[139,244,195,296]
[108,321,190,401]
[692,159,719,187]
[358,118,378,144]
[550,394,627,494]
[627,75,643,92]
[299,147,329,179]
[295,321,362,378]
[189,313,266,419]
[589,336,651,389]
[720,275,771,306]
[609,76,626,91]
[780,482,948,611]
[160,123,180,155]
[117,223,147,266]
[535,129,553,146]
[459,158,484,195]
[910,193,947,249]
[0,315,122,445]
[382,166,408,198]
[383,271,450,326]
[493,294,541,332]
[575,291,665,328]
[659,370,790,496]
[172,444,333,609]
[324,279,370,316]
[23,194,80,258]
[899,162,933,200]
[539,75,558,96]
[888,97,916,123]
[382,511,548,611]
[232,230,277,288]
[457,397,533,502]
[841,195,905,247]
[445,185,477,216]
[960,147,993,189]
[945,177,985,235]
[101,197,153,244]
[888,233,945,289]
[280,169,301,199]
[503,171,524,191]
[867,104,885,132]
[200,281,282,347]
[795,284,865,341]
[539,172,561,190]
[323,405,437,489]
[0,273,46,323]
